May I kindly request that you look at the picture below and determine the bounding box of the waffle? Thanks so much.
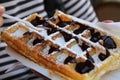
[1,10,120,80]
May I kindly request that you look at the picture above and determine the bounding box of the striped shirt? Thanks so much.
[63,0,98,22]
[0,0,98,80]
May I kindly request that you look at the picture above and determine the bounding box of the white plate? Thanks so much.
[6,46,120,80]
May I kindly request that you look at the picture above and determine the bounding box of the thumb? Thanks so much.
[102,20,114,23]
[0,4,5,26]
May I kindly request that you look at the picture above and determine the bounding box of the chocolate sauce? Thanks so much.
[48,46,59,54]
[103,36,116,49]
[75,60,94,74]
[79,43,89,51]
[60,31,72,42]
[90,32,102,42]
[73,22,89,34]
[64,56,76,64]
[98,49,110,61]
[33,38,44,45]
[30,16,45,26]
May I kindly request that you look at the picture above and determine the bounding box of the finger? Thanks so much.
[0,5,5,26]
[0,4,5,16]
[102,20,114,23]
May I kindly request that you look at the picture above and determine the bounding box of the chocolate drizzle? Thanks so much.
[64,56,76,64]
[75,60,94,74]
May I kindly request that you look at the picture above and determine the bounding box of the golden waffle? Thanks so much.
[1,10,120,80]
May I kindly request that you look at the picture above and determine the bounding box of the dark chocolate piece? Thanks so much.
[98,49,110,61]
[23,31,31,36]
[33,38,44,45]
[73,22,89,34]
[56,15,72,27]
[56,21,72,27]
[43,22,58,35]
[90,32,102,42]
[79,43,89,51]
[64,56,76,64]
[86,52,94,63]
[72,36,79,43]
[30,16,45,26]
[75,60,94,74]
[60,31,72,42]
[87,27,95,35]
[48,46,59,54]
[47,28,58,35]
[103,36,116,49]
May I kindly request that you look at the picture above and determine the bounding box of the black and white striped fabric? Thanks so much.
[0,0,98,80]
[62,0,98,22]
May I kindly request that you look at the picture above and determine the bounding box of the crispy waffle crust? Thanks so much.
[1,10,120,80]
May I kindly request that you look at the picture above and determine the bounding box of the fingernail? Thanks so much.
[102,20,114,23]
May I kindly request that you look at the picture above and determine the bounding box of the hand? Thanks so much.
[0,4,5,26]
[98,20,120,35]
